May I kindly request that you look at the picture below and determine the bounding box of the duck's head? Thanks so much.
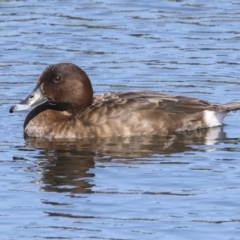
[10,63,93,113]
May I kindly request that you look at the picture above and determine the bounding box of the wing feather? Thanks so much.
[77,92,215,125]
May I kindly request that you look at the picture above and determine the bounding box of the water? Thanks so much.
[1,0,240,239]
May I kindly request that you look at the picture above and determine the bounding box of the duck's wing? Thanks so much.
[77,92,217,125]
[111,92,216,113]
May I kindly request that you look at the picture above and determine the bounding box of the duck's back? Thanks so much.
[92,91,214,113]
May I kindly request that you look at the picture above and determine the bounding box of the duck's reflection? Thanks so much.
[25,127,226,194]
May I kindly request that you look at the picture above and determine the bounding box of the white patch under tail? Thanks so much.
[203,110,228,127]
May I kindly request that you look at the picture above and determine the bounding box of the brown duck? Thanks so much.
[10,63,240,140]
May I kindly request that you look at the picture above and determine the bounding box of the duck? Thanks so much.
[9,62,240,140]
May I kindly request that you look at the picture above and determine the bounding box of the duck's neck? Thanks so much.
[49,101,92,113]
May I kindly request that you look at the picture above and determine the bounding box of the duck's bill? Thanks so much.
[9,85,48,113]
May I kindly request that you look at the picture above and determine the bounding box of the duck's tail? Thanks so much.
[217,102,240,112]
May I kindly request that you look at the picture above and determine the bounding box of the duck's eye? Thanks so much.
[53,76,62,83]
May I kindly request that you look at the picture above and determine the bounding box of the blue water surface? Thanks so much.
[0,0,240,239]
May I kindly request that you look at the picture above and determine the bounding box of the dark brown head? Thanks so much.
[10,63,94,113]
